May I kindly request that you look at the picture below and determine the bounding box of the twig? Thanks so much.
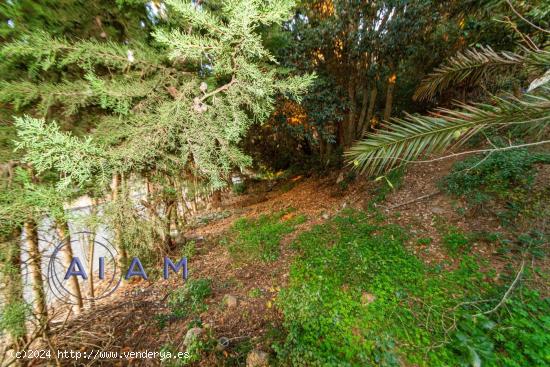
[45,334,61,367]
[2,321,50,367]
[199,76,237,102]
[475,257,526,317]
[506,0,550,34]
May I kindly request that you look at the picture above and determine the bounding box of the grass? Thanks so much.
[274,210,550,366]
[248,288,262,298]
[225,209,306,262]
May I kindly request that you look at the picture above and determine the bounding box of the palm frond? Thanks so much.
[346,88,550,176]
[413,46,550,101]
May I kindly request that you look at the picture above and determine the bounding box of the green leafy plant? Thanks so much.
[157,278,212,328]
[441,148,550,228]
[442,148,550,200]
[0,301,29,340]
[442,227,471,255]
[227,210,306,262]
[416,237,433,246]
[232,182,247,195]
[248,288,262,298]
[372,167,405,203]
[275,210,549,366]
[180,241,196,260]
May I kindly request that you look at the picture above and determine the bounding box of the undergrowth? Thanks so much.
[441,147,550,228]
[274,210,549,366]
[156,278,212,329]
[225,209,306,262]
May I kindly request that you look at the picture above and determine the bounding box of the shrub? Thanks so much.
[372,167,405,204]
[0,301,29,339]
[442,227,471,254]
[157,278,212,328]
[232,182,247,195]
[442,148,550,204]
[169,278,212,316]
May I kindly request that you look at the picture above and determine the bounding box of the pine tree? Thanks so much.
[4,0,313,189]
[0,0,312,352]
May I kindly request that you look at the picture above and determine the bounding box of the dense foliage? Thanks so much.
[276,211,550,366]
[443,148,550,201]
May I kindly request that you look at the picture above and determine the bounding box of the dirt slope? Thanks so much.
[49,159,549,366]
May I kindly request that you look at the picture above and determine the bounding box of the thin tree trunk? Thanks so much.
[365,86,378,132]
[24,220,48,334]
[356,84,370,137]
[162,201,175,253]
[111,173,127,271]
[383,73,397,122]
[211,189,222,209]
[87,230,95,307]
[87,197,98,308]
[145,175,161,240]
[345,78,358,147]
[56,222,84,314]
[0,229,27,350]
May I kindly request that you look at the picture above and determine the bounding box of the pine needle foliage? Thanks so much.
[3,0,314,189]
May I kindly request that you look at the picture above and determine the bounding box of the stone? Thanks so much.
[224,294,238,308]
[216,336,230,351]
[246,350,269,367]
[183,327,203,347]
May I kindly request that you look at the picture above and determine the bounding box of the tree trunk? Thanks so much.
[383,73,397,122]
[87,230,95,308]
[356,84,370,137]
[111,173,127,271]
[24,220,48,333]
[365,86,378,131]
[0,229,28,350]
[56,222,84,314]
[87,197,98,307]
[211,189,222,209]
[345,79,358,147]
[145,175,161,240]
[163,202,174,253]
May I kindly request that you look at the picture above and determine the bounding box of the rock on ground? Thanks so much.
[246,350,269,367]
[183,327,203,347]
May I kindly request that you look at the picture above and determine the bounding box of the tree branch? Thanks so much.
[474,257,525,317]
[376,140,550,166]
[506,0,550,34]
[199,76,237,102]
